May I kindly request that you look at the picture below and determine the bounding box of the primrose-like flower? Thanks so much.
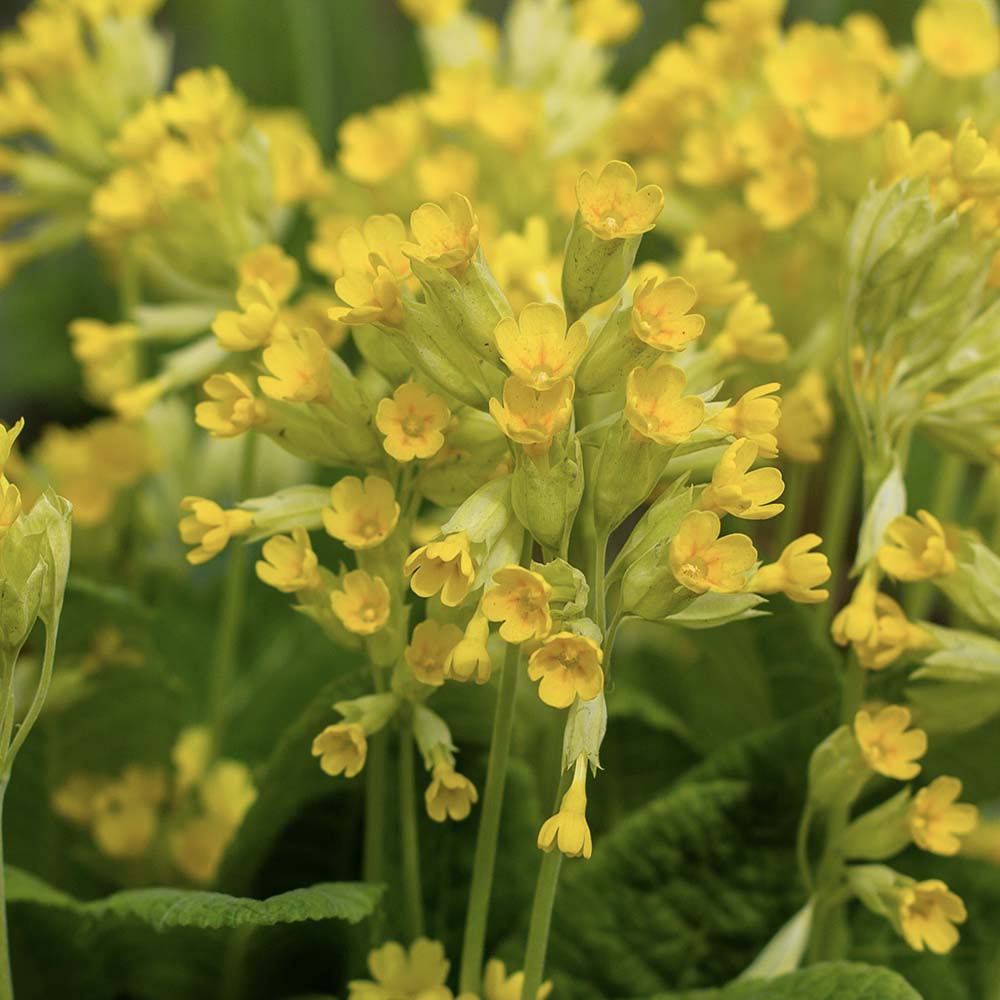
[179,497,254,566]
[831,571,880,648]
[258,328,331,403]
[853,594,933,671]
[312,722,367,779]
[330,570,391,636]
[212,281,285,352]
[949,118,1000,203]
[855,705,927,781]
[425,747,478,822]
[537,753,593,859]
[745,156,818,229]
[527,632,604,709]
[699,438,785,520]
[195,373,268,438]
[0,417,25,473]
[238,243,300,303]
[376,383,452,462]
[333,262,407,328]
[679,236,748,307]
[444,607,493,684]
[624,360,705,446]
[481,565,553,643]
[878,510,956,582]
[337,98,424,186]
[898,879,967,954]
[405,620,464,687]
[494,302,588,389]
[483,959,553,1000]
[775,371,832,462]
[323,475,400,550]
[347,936,452,1000]
[405,532,476,607]
[489,377,575,454]
[805,70,889,140]
[711,382,782,458]
[909,776,979,856]
[915,0,999,78]
[402,193,479,273]
[255,528,322,594]
[751,533,831,604]
[91,766,167,861]
[630,276,705,352]
[576,160,664,240]
[68,319,138,365]
[712,292,789,364]
[669,510,757,594]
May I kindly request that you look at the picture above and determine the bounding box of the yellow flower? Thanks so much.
[402,193,480,273]
[0,478,21,540]
[68,319,137,365]
[805,69,889,140]
[734,99,805,171]
[416,145,479,203]
[537,753,593,859]
[330,570,391,636]
[237,243,300,304]
[481,565,553,643]
[159,66,245,143]
[348,937,452,1000]
[337,98,423,186]
[482,958,553,1000]
[91,766,167,860]
[775,371,832,463]
[854,705,928,781]
[201,760,257,831]
[898,879,967,954]
[711,382,782,458]
[405,532,476,607]
[576,160,664,240]
[376,383,452,462]
[52,773,108,827]
[337,213,411,283]
[170,815,231,885]
[255,528,322,594]
[852,594,933,670]
[679,235,747,307]
[713,292,789,364]
[195,373,268,438]
[398,0,466,26]
[489,377,575,455]
[572,0,642,46]
[745,157,818,229]
[405,620,464,687]
[915,0,999,78]
[909,776,979,856]
[669,510,757,594]
[179,496,254,566]
[527,632,604,709]
[831,570,880,647]
[312,722,367,778]
[949,118,1000,203]
[282,293,347,349]
[494,303,588,390]
[258,328,331,403]
[699,438,785,520]
[0,417,24,473]
[878,510,957,582]
[333,262,407,328]
[624,360,705,446]
[425,748,478,822]
[112,377,169,421]
[444,607,493,684]
[751,533,831,604]
[173,726,211,796]
[631,276,705,352]
[323,476,401,549]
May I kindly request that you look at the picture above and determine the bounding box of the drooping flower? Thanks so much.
[405,532,476,607]
[179,497,254,565]
[323,475,401,549]
[444,606,493,684]
[527,632,604,709]
[425,747,478,822]
[854,705,927,781]
[481,565,553,643]
[312,723,368,779]
[255,528,322,594]
[898,879,967,954]
[405,620,464,687]
[878,510,956,582]
[751,533,831,604]
[489,377,575,454]
[195,373,268,438]
[669,510,757,594]
[711,382,782,458]
[537,753,593,859]
[699,438,785,520]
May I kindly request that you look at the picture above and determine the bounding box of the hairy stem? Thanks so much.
[399,724,424,941]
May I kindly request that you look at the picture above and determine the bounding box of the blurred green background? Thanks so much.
[0,0,921,436]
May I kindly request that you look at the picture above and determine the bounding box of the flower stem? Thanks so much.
[399,723,424,941]
[0,777,12,1000]
[777,462,808,551]
[458,530,534,995]
[820,431,860,627]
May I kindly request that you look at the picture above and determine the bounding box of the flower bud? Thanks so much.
[511,438,584,553]
[807,724,869,811]
[574,307,655,395]
[840,787,913,860]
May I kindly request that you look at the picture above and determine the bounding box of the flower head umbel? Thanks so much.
[323,476,400,549]
[195,373,268,438]
[258,328,331,403]
[699,438,785,520]
[537,753,593,859]
[669,510,757,594]
[494,303,588,389]
[624,360,705,445]
[909,776,978,856]
[711,382,782,458]
[751,533,831,604]
[312,723,368,779]
[330,570,391,636]
[402,193,479,273]
[527,632,604,709]
[376,383,452,462]
[878,510,956,582]
[481,565,553,643]
[405,532,476,607]
[631,276,705,352]
[256,528,322,593]
[898,879,967,954]
[855,705,928,780]
[406,620,464,687]
[425,746,478,822]
[179,497,254,565]
[490,377,575,455]
[576,160,664,240]
[347,937,452,1000]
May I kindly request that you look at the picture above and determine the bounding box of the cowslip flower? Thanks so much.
[751,533,831,604]
[347,937,452,1000]
[401,193,479,273]
[323,475,400,549]
[914,0,999,78]
[405,620,464,687]
[444,606,492,684]
[68,319,138,365]
[376,383,451,462]
[405,532,476,607]
[425,748,478,822]
[831,570,879,647]
[91,766,166,861]
[805,70,889,141]
[679,235,747,307]
[527,632,604,709]
[0,417,24,472]
[330,570,391,636]
[213,282,285,352]
[745,156,818,229]
[332,262,407,328]
[493,302,588,389]
[711,382,782,458]
[854,705,927,781]
[255,528,322,594]
[624,360,705,445]
[258,328,331,403]
[909,776,979,856]
[238,243,300,303]
[537,753,592,859]
[630,276,705,352]
[337,98,423,186]
[775,371,832,462]
[854,594,932,671]
[195,373,268,438]
[489,377,574,454]
[312,722,367,778]
[898,879,967,954]
[481,565,553,643]
[179,497,254,566]
[669,510,757,594]
[878,510,956,582]
[712,292,789,364]
[482,958,553,1000]
[699,438,785,520]
[576,160,664,239]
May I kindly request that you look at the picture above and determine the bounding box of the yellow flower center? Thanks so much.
[402,413,426,437]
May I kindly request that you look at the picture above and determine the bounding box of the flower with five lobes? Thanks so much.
[537,752,593,859]
[195,373,268,438]
[630,276,706,352]
[401,192,479,273]
[679,236,748,307]
[331,214,411,328]
[425,746,479,822]
[179,497,254,566]
[909,776,979,856]
[527,632,604,709]
[712,292,789,364]
[489,377,575,454]
[576,160,664,240]
[376,382,452,462]
[898,879,967,954]
[711,383,782,459]
[330,570,391,636]
[914,0,999,78]
[851,594,932,671]
[775,371,833,463]
[878,510,957,582]
[444,606,493,683]
[323,475,401,549]
[494,302,588,389]
[405,620,464,687]
[255,528,322,594]
[347,936,452,1000]
[258,327,331,403]
[405,531,476,607]
[624,360,705,445]
[481,565,553,643]
[831,570,879,648]
[855,705,928,781]
[312,723,368,778]
[699,438,785,520]
[669,510,758,594]
[238,243,301,302]
[212,281,286,352]
[751,533,832,604]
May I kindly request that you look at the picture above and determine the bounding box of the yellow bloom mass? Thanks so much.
[625,360,705,446]
[481,565,553,643]
[537,752,593,859]
[878,510,957,582]
[909,776,979,856]
[914,0,999,78]
[405,532,476,607]
[494,302,588,390]
[630,276,706,352]
[576,160,664,240]
[376,383,452,462]
[775,371,832,463]
[854,705,928,781]
[669,510,758,594]
[712,292,789,364]
[330,570,391,636]
[323,475,401,549]
[527,632,604,709]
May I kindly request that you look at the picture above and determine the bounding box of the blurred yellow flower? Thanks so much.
[855,705,927,780]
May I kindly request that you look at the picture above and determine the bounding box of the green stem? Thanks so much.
[592,530,608,634]
[399,724,424,941]
[796,803,815,895]
[820,431,860,628]
[287,0,339,153]
[0,778,12,1000]
[777,463,808,551]
[458,531,534,995]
